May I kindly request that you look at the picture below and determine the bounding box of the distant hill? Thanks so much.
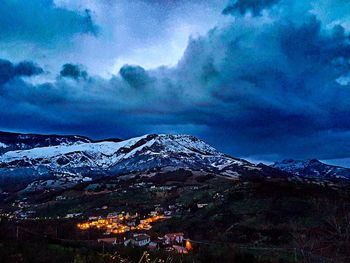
[272,158,350,180]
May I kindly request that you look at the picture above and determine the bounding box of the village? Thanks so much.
[77,210,193,254]
[77,211,167,233]
[0,173,230,260]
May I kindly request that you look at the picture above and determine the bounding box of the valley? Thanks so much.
[1,132,350,262]
[2,170,350,262]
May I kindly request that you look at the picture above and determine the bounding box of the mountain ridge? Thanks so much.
[272,158,350,180]
[1,131,350,193]
[0,130,93,155]
[0,132,286,192]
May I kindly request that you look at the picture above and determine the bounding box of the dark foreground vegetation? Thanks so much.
[0,240,270,263]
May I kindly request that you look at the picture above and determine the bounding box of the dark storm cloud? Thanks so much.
[0,59,43,85]
[119,65,154,89]
[222,0,280,16]
[60,64,88,80]
[14,61,44,77]
[1,0,350,163]
[169,8,350,160]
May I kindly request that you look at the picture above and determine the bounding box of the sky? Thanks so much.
[0,0,350,166]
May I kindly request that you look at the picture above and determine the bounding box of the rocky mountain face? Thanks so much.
[272,159,350,180]
[0,133,285,192]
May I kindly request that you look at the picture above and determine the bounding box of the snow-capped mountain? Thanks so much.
[0,133,282,191]
[272,159,350,180]
[0,131,92,155]
[0,134,253,174]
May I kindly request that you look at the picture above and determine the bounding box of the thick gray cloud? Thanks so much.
[1,0,350,165]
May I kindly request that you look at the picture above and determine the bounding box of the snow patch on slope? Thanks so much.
[1,135,149,162]
[0,142,8,148]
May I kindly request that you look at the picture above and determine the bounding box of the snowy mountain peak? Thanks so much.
[144,134,221,156]
[0,133,229,172]
[0,132,283,192]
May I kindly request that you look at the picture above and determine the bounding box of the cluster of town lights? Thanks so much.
[77,214,166,234]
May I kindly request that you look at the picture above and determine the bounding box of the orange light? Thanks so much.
[77,213,166,233]
[186,240,193,251]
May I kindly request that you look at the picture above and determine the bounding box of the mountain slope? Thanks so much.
[0,131,92,155]
[0,134,285,191]
[0,134,247,173]
[272,159,350,180]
